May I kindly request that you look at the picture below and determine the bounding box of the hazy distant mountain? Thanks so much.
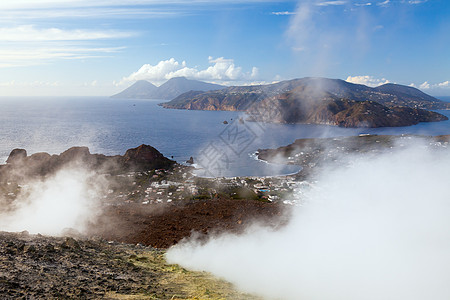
[111,80,157,99]
[111,77,225,100]
[161,77,449,128]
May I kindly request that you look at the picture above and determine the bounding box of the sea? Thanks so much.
[1,96,450,177]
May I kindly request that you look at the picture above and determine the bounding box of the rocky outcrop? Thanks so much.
[122,144,174,171]
[0,144,175,183]
[5,149,27,164]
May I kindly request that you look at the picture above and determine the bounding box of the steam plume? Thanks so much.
[0,167,104,236]
[167,141,450,299]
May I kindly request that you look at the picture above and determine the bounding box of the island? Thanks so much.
[161,77,449,128]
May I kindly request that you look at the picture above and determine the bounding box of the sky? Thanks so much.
[0,0,448,96]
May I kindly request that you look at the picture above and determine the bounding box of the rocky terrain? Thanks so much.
[0,144,284,298]
[90,198,287,249]
[161,77,449,128]
[112,77,224,100]
[0,231,260,299]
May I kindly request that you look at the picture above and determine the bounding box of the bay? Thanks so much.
[1,96,449,177]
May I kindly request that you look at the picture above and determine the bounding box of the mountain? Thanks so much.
[162,77,450,110]
[373,83,441,108]
[111,80,157,99]
[161,77,449,128]
[111,77,224,100]
[248,88,447,128]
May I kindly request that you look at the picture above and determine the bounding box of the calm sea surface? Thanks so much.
[1,96,450,177]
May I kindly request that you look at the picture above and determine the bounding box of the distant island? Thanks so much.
[160,77,449,128]
[111,77,224,100]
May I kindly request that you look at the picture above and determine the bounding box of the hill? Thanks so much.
[161,77,449,128]
[163,77,450,110]
[247,87,447,127]
[111,77,224,100]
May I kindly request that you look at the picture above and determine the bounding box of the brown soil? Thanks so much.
[90,198,289,249]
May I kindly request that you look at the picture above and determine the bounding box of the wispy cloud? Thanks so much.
[411,80,450,90]
[0,24,132,67]
[0,0,282,21]
[120,57,258,85]
[377,0,390,6]
[0,0,290,10]
[316,1,347,6]
[0,46,125,68]
[0,25,134,42]
[272,11,296,15]
[407,0,428,4]
[0,8,184,21]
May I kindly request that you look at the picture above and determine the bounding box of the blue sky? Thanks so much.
[0,0,448,96]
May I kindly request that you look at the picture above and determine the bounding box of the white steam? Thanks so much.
[0,167,104,236]
[167,143,450,300]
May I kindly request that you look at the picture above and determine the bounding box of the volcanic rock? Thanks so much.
[6,149,27,164]
[0,144,175,183]
[122,144,175,171]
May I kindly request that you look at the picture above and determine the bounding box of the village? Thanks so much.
[104,164,309,207]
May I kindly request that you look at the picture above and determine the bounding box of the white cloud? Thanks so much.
[316,0,347,6]
[0,80,60,87]
[438,81,450,88]
[272,11,296,15]
[345,75,390,87]
[407,0,428,4]
[0,0,280,9]
[0,25,130,67]
[377,0,390,6]
[121,57,259,85]
[0,25,133,42]
[409,80,450,91]
[0,0,283,22]
[0,46,124,68]
[419,81,430,89]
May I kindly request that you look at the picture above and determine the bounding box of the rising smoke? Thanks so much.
[167,141,450,300]
[0,167,105,236]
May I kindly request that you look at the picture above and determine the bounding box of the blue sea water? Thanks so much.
[1,96,450,177]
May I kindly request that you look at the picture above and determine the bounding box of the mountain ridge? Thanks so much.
[161,77,449,128]
[163,77,450,110]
